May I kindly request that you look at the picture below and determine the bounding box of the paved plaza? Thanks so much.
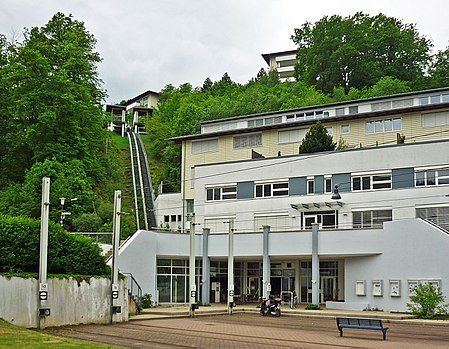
[45,305,449,348]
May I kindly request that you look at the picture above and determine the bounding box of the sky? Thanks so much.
[1,0,449,104]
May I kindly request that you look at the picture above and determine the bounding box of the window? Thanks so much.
[278,129,307,144]
[415,168,449,186]
[341,125,350,134]
[336,107,345,116]
[206,186,237,201]
[419,97,429,105]
[190,167,195,189]
[430,95,441,104]
[191,139,218,154]
[422,111,449,128]
[353,210,392,228]
[204,217,234,234]
[302,211,337,229]
[352,173,392,191]
[371,101,391,111]
[348,106,358,114]
[248,117,282,127]
[254,214,290,231]
[326,127,333,136]
[164,215,169,223]
[255,182,288,198]
[233,134,262,149]
[366,118,401,133]
[186,199,194,216]
[416,206,449,231]
[307,178,314,194]
[325,177,332,193]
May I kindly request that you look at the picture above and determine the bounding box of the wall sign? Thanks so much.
[389,280,401,297]
[355,280,366,296]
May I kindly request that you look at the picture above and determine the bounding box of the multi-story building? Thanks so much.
[262,49,297,82]
[106,89,159,135]
[117,87,449,311]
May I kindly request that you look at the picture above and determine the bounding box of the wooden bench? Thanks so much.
[336,317,389,340]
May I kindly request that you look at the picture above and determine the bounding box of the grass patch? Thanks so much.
[0,319,117,348]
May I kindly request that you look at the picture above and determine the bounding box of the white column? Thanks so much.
[111,190,121,322]
[311,223,320,305]
[201,228,210,305]
[38,177,50,329]
[262,225,270,300]
[189,216,196,317]
[227,219,234,314]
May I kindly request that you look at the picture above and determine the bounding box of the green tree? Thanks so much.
[407,283,448,319]
[2,12,108,183]
[364,76,411,98]
[299,121,336,154]
[201,77,213,92]
[428,47,449,88]
[291,12,432,93]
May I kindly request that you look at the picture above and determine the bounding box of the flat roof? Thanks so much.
[123,89,159,106]
[170,86,449,143]
[262,49,298,64]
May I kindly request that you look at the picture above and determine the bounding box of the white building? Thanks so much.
[262,50,297,82]
[117,87,449,311]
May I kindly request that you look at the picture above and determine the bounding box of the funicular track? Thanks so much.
[127,131,156,230]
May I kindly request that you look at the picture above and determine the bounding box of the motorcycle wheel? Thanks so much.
[275,309,281,317]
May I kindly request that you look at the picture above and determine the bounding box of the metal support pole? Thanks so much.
[262,225,270,300]
[121,109,126,137]
[311,223,320,305]
[201,228,210,305]
[189,215,197,317]
[38,177,50,329]
[227,219,234,315]
[111,190,121,323]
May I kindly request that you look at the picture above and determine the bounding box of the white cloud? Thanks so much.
[1,0,448,103]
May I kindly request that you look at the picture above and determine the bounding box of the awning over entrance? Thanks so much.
[290,201,343,211]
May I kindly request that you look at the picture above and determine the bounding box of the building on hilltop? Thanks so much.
[106,89,159,135]
[262,49,297,82]
[116,86,449,312]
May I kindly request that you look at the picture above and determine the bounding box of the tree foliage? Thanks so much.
[0,12,108,186]
[0,13,128,234]
[299,121,336,154]
[146,73,333,191]
[291,12,432,93]
[407,283,448,319]
[0,214,109,275]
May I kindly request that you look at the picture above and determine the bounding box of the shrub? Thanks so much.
[407,283,448,319]
[140,293,154,308]
[0,214,109,275]
[305,303,321,310]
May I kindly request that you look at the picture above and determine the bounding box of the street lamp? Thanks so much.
[60,197,77,227]
[331,185,341,200]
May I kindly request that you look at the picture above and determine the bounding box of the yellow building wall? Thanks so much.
[182,110,449,200]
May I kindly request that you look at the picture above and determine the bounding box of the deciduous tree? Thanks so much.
[291,12,432,93]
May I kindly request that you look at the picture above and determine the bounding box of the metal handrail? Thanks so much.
[122,272,142,299]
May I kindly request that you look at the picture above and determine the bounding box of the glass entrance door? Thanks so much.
[321,276,336,302]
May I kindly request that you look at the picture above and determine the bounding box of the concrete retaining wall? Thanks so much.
[0,275,128,328]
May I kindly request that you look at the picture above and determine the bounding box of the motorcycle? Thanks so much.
[260,297,281,317]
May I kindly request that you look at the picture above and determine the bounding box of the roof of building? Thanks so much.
[262,49,298,64]
[123,89,159,106]
[170,86,449,143]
